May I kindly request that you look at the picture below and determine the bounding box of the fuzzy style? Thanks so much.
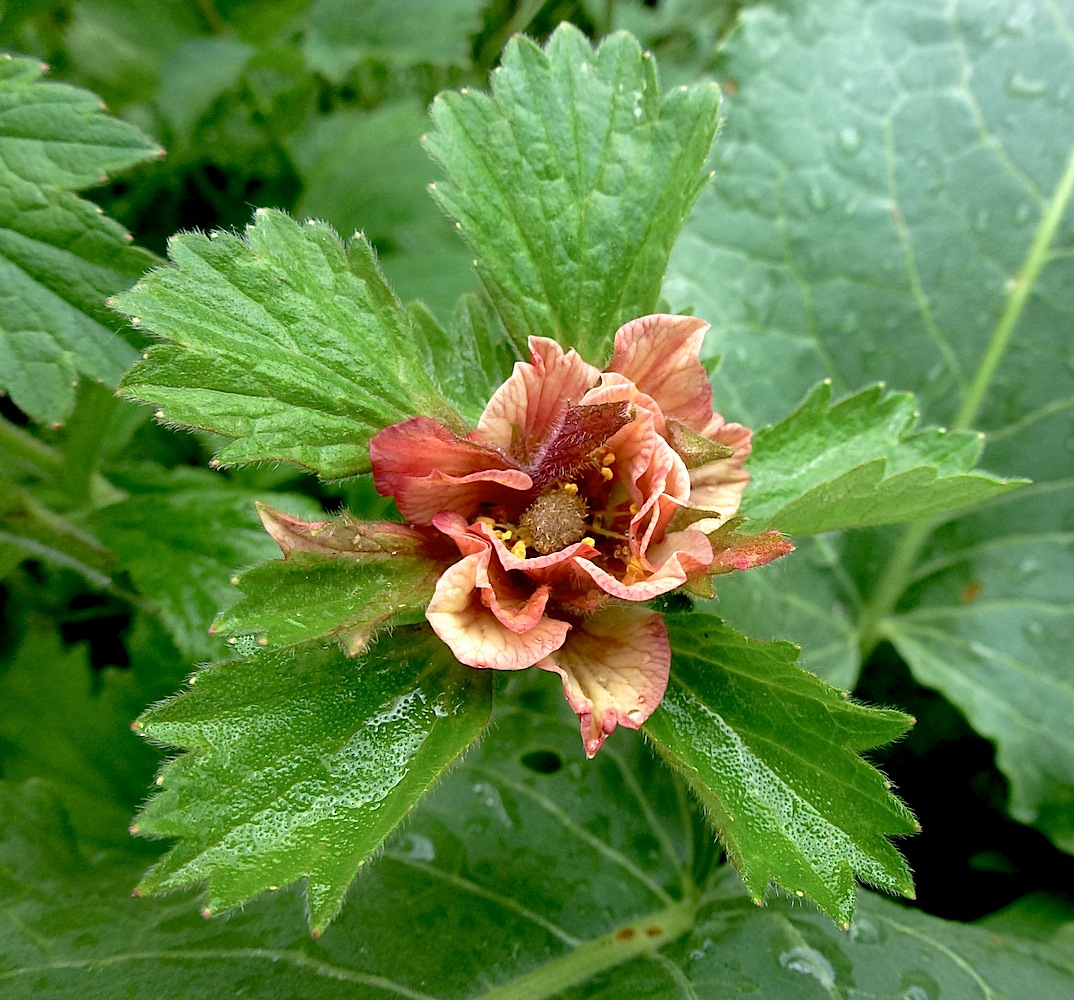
[370,314,791,756]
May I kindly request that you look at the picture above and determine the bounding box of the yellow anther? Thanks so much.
[600,466,614,481]
[561,482,579,495]
[581,537,596,548]
[601,452,616,467]
[629,503,639,515]
[476,516,496,527]
[511,539,528,559]
[499,529,513,541]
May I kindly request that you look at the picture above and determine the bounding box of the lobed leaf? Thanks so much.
[743,382,1022,536]
[645,614,917,925]
[115,208,465,479]
[0,54,161,424]
[132,628,493,935]
[425,23,720,364]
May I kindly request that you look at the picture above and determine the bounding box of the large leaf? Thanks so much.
[132,628,493,934]
[115,208,465,478]
[3,702,1072,997]
[425,23,720,363]
[742,382,1020,535]
[0,54,160,424]
[666,0,1074,844]
[645,615,917,926]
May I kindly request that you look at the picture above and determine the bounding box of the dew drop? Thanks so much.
[807,182,828,213]
[837,126,862,155]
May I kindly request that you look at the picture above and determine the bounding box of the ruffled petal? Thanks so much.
[371,416,531,524]
[687,418,752,522]
[608,314,714,432]
[539,606,669,757]
[426,553,570,670]
[574,528,712,601]
[478,337,602,457]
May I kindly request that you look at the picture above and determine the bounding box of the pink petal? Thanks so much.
[686,418,752,522]
[574,529,711,601]
[608,314,714,432]
[371,416,531,524]
[539,607,670,757]
[426,553,570,670]
[477,338,602,456]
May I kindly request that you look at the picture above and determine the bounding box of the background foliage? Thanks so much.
[1,0,1072,996]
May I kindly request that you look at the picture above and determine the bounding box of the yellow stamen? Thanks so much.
[561,482,579,495]
[476,516,496,527]
[601,452,616,467]
[511,539,528,559]
[629,502,639,515]
[600,466,614,481]
[581,537,596,548]
[498,529,513,541]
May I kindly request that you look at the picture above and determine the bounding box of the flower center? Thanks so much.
[519,488,589,555]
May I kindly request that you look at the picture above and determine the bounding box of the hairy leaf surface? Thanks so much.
[425,24,720,363]
[645,615,916,925]
[115,209,464,478]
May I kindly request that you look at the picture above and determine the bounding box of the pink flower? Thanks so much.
[371,314,791,756]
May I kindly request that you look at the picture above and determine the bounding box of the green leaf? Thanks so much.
[132,628,493,935]
[305,0,485,81]
[0,54,161,424]
[743,382,1022,536]
[115,208,466,478]
[645,615,917,926]
[90,467,320,659]
[425,24,720,363]
[4,706,1072,997]
[663,0,1074,839]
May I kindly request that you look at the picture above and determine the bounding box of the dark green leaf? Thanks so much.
[115,208,466,478]
[305,0,486,81]
[132,628,493,934]
[425,24,720,363]
[744,382,1022,536]
[645,615,917,925]
[0,54,161,423]
[90,467,321,659]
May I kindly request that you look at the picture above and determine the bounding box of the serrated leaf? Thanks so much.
[743,382,1022,536]
[115,208,466,478]
[132,629,493,934]
[0,54,161,423]
[4,708,1072,997]
[425,24,720,363]
[645,615,917,925]
[90,467,321,658]
[305,0,485,81]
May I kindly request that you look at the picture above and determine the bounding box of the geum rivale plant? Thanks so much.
[114,26,1020,935]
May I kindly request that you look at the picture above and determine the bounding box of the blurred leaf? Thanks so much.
[425,23,720,364]
[156,37,254,140]
[115,208,466,478]
[646,615,916,926]
[3,703,1072,996]
[664,0,1074,837]
[0,55,161,423]
[292,100,476,317]
[744,382,1021,536]
[90,466,321,659]
[305,0,485,81]
[132,629,493,934]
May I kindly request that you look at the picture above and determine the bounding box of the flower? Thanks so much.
[371,314,791,756]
